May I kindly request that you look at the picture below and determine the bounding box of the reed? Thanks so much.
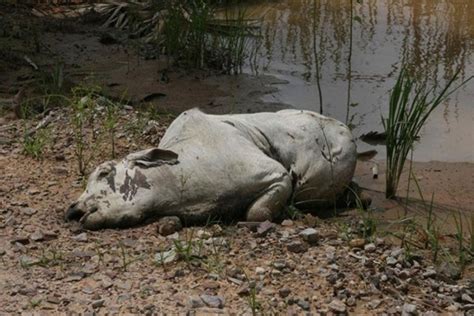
[383,66,472,198]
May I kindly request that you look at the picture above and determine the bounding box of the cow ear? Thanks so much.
[126,148,179,168]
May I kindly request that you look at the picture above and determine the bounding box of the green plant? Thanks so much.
[247,281,261,316]
[22,128,50,159]
[70,86,100,176]
[103,99,120,159]
[173,230,204,264]
[383,66,472,198]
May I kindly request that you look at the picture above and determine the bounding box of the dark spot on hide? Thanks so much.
[287,132,295,140]
[106,166,117,192]
[119,169,151,201]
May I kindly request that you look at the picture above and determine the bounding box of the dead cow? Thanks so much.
[66,108,357,230]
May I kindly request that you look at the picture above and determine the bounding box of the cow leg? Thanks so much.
[246,175,292,222]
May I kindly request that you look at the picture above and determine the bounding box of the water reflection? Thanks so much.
[240,0,474,161]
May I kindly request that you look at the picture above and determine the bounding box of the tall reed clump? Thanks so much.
[161,0,257,73]
[382,66,472,199]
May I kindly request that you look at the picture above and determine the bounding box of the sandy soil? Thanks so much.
[0,6,473,315]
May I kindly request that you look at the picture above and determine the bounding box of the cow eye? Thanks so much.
[97,169,110,178]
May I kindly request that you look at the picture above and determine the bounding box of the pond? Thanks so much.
[238,0,473,162]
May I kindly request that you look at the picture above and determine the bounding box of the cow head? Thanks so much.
[65,148,178,230]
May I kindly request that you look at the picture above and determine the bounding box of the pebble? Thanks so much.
[256,220,275,237]
[328,299,346,313]
[91,299,105,309]
[402,303,417,315]
[279,288,291,298]
[462,293,474,304]
[349,238,365,248]
[299,228,319,244]
[281,219,294,226]
[200,295,225,309]
[386,256,397,265]
[287,241,308,253]
[297,299,310,311]
[364,243,376,252]
[255,267,265,275]
[188,296,205,308]
[157,216,182,236]
[30,231,44,242]
[72,232,88,242]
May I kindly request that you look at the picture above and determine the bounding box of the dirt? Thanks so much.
[1,6,473,315]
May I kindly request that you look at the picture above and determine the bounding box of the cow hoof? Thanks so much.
[246,207,273,222]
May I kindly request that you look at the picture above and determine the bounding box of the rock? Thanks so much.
[462,294,474,304]
[346,296,356,307]
[200,295,225,309]
[299,228,319,244]
[368,299,382,309]
[272,260,286,270]
[157,216,182,236]
[22,207,37,215]
[91,299,105,309]
[402,303,417,315]
[328,299,346,313]
[386,256,397,265]
[423,269,437,278]
[19,255,40,266]
[287,241,308,253]
[281,219,294,227]
[255,267,265,275]
[279,288,291,298]
[72,232,88,242]
[349,238,365,248]
[364,243,376,252]
[237,285,250,296]
[188,296,205,308]
[30,231,44,242]
[256,220,275,237]
[297,299,310,311]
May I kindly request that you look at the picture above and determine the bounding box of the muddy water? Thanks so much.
[238,0,474,162]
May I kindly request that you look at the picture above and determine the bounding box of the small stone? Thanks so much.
[368,299,382,309]
[364,243,376,252]
[281,219,294,226]
[299,228,319,244]
[346,296,356,307]
[272,260,286,270]
[423,269,437,278]
[255,267,265,275]
[188,296,205,308]
[157,216,182,236]
[30,231,44,242]
[72,232,88,242]
[91,299,105,309]
[297,299,310,311]
[287,241,308,253]
[200,295,225,309]
[402,303,417,315]
[386,256,397,265]
[22,208,37,215]
[329,299,346,313]
[349,238,365,248]
[279,288,291,298]
[462,294,474,304]
[256,220,275,237]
